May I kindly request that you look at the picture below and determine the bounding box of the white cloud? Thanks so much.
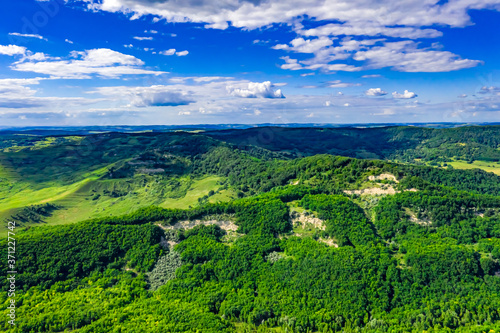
[133,36,154,41]
[160,49,176,55]
[84,0,500,31]
[327,80,360,88]
[11,48,165,79]
[300,23,442,39]
[353,41,481,72]
[458,93,468,98]
[159,49,188,56]
[362,74,381,78]
[392,90,417,99]
[279,56,303,70]
[22,52,53,61]
[273,37,334,54]
[9,32,46,40]
[227,81,284,98]
[65,39,74,44]
[277,38,481,73]
[0,44,27,56]
[365,88,387,96]
[144,29,158,34]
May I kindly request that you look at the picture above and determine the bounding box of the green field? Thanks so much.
[446,159,500,175]
[0,174,232,237]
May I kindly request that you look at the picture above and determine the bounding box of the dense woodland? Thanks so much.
[1,126,500,332]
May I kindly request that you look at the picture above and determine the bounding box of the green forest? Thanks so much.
[1,126,500,332]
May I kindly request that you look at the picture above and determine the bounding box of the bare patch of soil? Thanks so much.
[368,173,399,183]
[162,219,239,232]
[291,212,325,230]
[404,208,432,226]
[318,237,338,247]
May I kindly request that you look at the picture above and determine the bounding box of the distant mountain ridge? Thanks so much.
[1,122,500,136]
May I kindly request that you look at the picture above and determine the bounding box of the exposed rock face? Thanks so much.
[318,237,338,247]
[404,208,432,226]
[344,187,418,196]
[291,212,325,230]
[345,187,398,196]
[162,219,239,232]
[368,173,399,183]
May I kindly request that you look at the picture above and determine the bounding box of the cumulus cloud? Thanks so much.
[279,56,303,70]
[176,50,189,56]
[365,88,388,96]
[129,90,193,107]
[160,49,176,55]
[11,48,165,79]
[392,90,417,99]
[227,81,285,98]
[0,44,27,56]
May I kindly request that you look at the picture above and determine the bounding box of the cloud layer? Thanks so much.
[81,0,500,30]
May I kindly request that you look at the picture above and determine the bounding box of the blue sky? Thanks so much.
[0,0,499,126]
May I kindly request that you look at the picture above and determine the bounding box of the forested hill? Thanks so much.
[1,126,500,332]
[207,125,500,163]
